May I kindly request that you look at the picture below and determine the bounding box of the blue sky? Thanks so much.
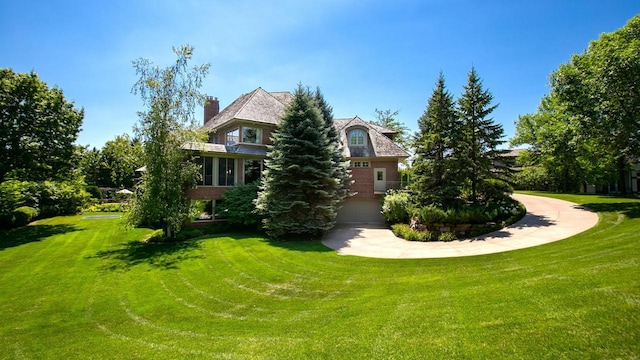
[1,0,639,149]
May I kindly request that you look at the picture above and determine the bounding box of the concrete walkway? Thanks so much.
[322,194,600,259]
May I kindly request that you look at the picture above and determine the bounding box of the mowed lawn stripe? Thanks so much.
[0,193,638,359]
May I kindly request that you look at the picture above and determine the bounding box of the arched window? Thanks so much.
[349,129,366,146]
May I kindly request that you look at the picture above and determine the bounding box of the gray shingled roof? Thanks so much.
[334,116,409,159]
[203,88,292,130]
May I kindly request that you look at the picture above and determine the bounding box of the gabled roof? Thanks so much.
[334,116,409,159]
[203,88,292,130]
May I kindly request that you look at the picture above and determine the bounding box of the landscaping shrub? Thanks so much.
[84,203,129,213]
[438,231,457,242]
[381,190,412,224]
[85,186,103,200]
[146,229,166,243]
[216,182,262,229]
[391,223,432,242]
[11,206,38,227]
[415,205,447,224]
[38,180,91,218]
[513,166,554,191]
[477,178,513,202]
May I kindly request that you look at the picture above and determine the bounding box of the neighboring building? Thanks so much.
[186,87,409,223]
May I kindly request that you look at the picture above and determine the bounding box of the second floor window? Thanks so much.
[349,129,365,146]
[242,127,261,144]
[226,128,239,145]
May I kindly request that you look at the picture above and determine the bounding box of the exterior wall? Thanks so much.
[349,159,400,199]
[186,186,232,200]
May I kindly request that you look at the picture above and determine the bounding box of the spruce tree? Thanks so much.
[311,87,352,203]
[411,72,459,207]
[456,67,504,203]
[255,85,341,240]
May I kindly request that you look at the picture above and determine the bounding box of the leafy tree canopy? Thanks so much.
[0,69,84,182]
[124,45,209,238]
[371,108,411,151]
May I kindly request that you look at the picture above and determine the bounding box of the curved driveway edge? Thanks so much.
[321,194,600,259]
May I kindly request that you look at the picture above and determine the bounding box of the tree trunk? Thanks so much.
[617,155,627,196]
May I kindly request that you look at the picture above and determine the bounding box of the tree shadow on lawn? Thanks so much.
[90,239,204,272]
[468,213,555,241]
[581,202,640,219]
[0,223,80,250]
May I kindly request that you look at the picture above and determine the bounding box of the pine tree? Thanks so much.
[411,72,460,207]
[456,67,504,203]
[255,85,342,240]
[311,87,352,203]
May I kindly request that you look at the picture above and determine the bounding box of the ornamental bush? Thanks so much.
[12,206,38,227]
[477,179,513,202]
[381,190,412,224]
[217,182,262,230]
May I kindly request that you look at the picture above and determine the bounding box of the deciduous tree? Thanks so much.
[0,69,83,182]
[125,45,209,238]
[550,15,640,194]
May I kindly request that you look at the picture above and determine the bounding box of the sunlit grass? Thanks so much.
[0,195,638,359]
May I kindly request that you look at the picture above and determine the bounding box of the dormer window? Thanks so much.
[349,129,366,146]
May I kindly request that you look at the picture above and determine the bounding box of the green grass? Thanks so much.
[0,194,639,359]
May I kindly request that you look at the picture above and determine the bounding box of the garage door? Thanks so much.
[336,198,386,224]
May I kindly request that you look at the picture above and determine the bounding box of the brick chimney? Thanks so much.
[204,96,219,125]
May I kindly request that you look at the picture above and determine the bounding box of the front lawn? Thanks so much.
[0,194,638,359]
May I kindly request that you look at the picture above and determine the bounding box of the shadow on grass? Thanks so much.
[469,214,555,241]
[581,202,640,219]
[90,239,204,271]
[0,223,80,250]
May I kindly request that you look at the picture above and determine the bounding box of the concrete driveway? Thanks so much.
[321,194,600,259]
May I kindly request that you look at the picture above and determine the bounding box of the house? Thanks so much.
[186,87,409,223]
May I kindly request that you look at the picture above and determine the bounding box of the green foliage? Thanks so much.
[381,190,412,224]
[371,108,411,150]
[84,203,129,213]
[391,223,432,242]
[415,205,447,224]
[0,68,84,182]
[85,185,103,200]
[12,206,38,227]
[146,229,166,243]
[477,179,513,202]
[98,134,144,188]
[438,231,457,242]
[514,15,640,194]
[456,67,505,203]
[256,85,345,240]
[0,178,89,227]
[512,166,554,191]
[216,182,262,229]
[125,45,209,238]
[411,73,461,207]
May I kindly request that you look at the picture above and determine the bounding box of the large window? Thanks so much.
[242,127,261,144]
[218,157,235,186]
[203,156,214,185]
[349,129,366,146]
[244,159,263,184]
[226,128,239,145]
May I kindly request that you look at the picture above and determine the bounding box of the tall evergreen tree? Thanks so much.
[456,67,504,203]
[255,85,342,240]
[411,73,459,207]
[311,87,352,203]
